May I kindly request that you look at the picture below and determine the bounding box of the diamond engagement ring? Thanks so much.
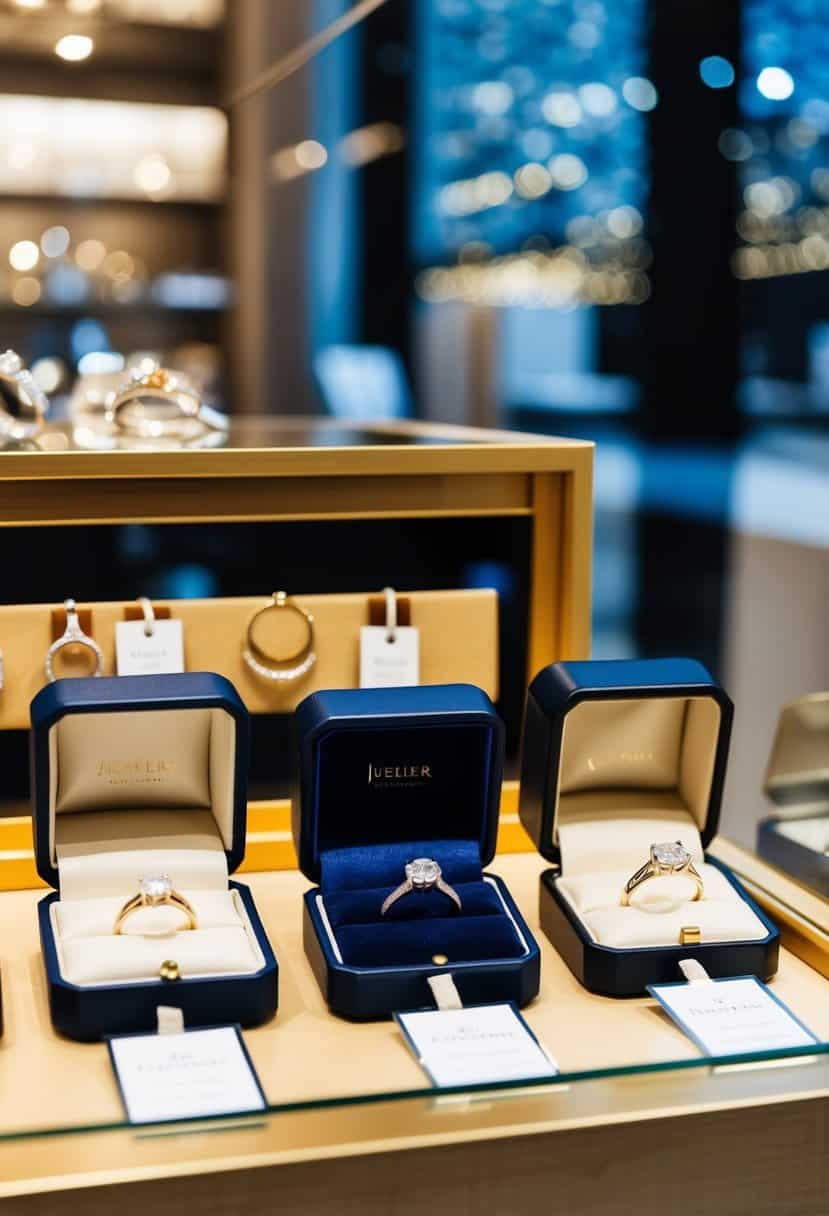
[44,599,105,682]
[380,858,462,916]
[113,875,198,935]
[106,364,228,440]
[0,349,49,440]
[621,841,704,907]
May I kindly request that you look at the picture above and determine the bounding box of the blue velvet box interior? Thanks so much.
[294,685,540,1019]
[31,673,278,1041]
[519,659,779,996]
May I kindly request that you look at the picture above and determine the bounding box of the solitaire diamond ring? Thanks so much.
[621,841,704,907]
[380,857,462,916]
[0,349,49,440]
[113,874,197,935]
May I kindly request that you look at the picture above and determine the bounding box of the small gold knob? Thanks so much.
[431,954,449,966]
[159,959,181,981]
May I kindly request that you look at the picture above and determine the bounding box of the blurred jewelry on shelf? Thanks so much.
[242,591,317,685]
[0,349,49,441]
[114,875,197,936]
[621,842,704,907]
[44,599,105,683]
[106,362,229,442]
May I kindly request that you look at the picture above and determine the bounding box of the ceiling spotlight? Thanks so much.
[55,34,94,62]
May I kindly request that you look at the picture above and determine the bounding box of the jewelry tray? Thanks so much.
[293,685,540,1020]
[31,673,278,1041]
[519,658,779,996]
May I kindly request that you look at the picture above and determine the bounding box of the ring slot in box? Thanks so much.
[519,658,779,996]
[757,692,829,896]
[293,684,541,1020]
[31,673,278,1041]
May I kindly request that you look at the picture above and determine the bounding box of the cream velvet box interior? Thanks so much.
[31,673,278,1040]
[519,658,779,995]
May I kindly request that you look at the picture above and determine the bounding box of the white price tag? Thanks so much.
[648,976,820,1058]
[116,619,185,676]
[395,1003,558,1089]
[108,1026,266,1124]
[359,624,419,688]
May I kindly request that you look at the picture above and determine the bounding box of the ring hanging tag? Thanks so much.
[384,586,398,643]
[137,596,156,637]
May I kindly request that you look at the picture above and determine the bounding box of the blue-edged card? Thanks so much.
[395,1001,558,1089]
[107,1024,267,1125]
[647,975,821,1059]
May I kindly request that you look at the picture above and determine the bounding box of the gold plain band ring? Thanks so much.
[113,874,197,935]
[621,842,704,907]
[242,591,317,685]
[44,598,105,683]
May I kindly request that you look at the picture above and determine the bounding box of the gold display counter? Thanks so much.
[0,849,827,1213]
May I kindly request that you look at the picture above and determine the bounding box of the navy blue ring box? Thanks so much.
[293,684,541,1021]
[519,659,779,997]
[31,673,278,1041]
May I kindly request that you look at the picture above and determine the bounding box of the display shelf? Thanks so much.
[0,850,826,1210]
[0,419,593,690]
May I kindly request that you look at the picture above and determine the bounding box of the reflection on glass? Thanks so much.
[757,692,829,895]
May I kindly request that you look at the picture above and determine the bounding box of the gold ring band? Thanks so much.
[242,591,316,684]
[621,842,704,907]
[113,874,197,935]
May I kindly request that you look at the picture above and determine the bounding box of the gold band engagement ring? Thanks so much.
[113,875,197,935]
[621,842,704,907]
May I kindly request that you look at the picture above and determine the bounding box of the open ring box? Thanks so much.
[293,684,541,1020]
[519,658,779,996]
[31,673,278,1041]
[757,692,829,896]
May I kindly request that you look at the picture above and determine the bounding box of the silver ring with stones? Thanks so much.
[380,857,462,916]
[0,349,49,440]
[44,599,105,683]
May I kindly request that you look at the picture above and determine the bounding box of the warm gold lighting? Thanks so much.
[295,140,327,169]
[9,239,39,271]
[339,122,404,167]
[55,34,95,62]
[102,249,135,280]
[67,0,103,12]
[75,238,107,271]
[416,247,650,309]
[133,153,173,196]
[14,0,47,8]
[12,277,41,307]
[271,139,328,181]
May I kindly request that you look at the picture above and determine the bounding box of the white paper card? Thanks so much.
[109,1026,266,1124]
[648,976,820,1058]
[360,625,419,688]
[396,1003,558,1088]
[116,619,185,676]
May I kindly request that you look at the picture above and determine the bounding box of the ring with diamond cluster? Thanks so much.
[0,349,49,441]
[380,857,462,917]
[621,841,704,907]
[113,874,197,935]
[107,364,228,440]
